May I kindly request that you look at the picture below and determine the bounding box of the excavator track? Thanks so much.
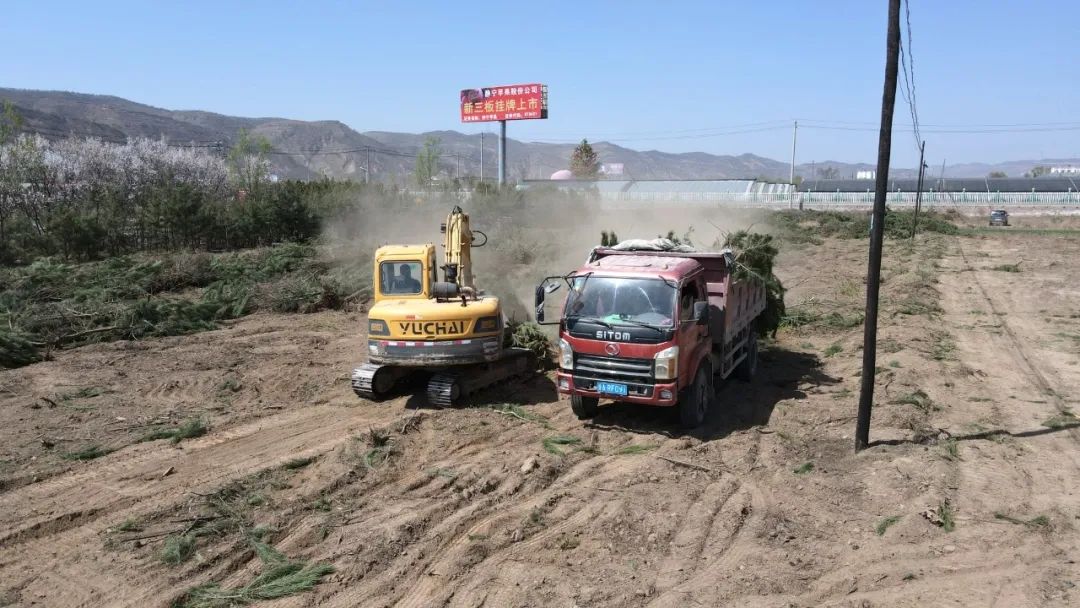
[423,347,535,407]
[426,373,462,407]
[351,363,395,400]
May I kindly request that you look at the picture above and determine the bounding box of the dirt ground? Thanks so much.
[2,222,1079,607]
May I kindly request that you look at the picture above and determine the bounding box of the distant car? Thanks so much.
[989,209,1009,227]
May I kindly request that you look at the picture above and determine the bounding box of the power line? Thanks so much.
[899,0,922,150]
[524,125,791,144]
[514,118,1080,142]
[799,124,1080,134]
[521,120,791,140]
[798,118,1080,128]
[266,146,413,157]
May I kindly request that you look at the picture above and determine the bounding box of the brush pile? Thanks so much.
[0,243,372,369]
[721,230,786,338]
[508,321,556,370]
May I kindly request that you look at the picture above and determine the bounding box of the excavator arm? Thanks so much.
[441,206,475,290]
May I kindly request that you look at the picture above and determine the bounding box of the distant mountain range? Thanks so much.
[2,87,1076,182]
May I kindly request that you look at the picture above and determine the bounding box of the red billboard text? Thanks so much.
[460,84,548,122]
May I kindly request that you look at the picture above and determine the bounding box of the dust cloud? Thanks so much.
[318,187,768,321]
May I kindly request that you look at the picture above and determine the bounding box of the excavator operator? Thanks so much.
[391,264,422,294]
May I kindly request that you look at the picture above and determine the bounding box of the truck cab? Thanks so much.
[536,246,764,428]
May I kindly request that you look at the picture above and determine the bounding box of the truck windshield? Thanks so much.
[564,276,676,328]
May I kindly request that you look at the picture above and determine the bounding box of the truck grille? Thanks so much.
[573,354,654,397]
[575,354,653,381]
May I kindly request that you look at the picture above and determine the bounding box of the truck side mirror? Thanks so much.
[534,284,546,323]
[534,277,565,325]
[693,301,709,326]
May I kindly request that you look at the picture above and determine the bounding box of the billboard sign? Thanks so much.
[461,83,548,122]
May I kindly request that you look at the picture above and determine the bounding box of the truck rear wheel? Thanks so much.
[679,365,712,429]
[735,331,758,382]
[571,394,600,419]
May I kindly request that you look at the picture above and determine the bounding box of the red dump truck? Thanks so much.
[535,244,765,428]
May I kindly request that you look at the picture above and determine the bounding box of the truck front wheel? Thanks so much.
[679,365,712,429]
[571,394,600,419]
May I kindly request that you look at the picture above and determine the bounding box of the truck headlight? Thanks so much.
[654,345,679,380]
[559,338,573,370]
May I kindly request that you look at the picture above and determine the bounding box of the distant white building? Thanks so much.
[1049,166,1080,175]
[856,170,876,180]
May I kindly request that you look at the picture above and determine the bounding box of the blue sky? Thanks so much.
[3,1,1077,166]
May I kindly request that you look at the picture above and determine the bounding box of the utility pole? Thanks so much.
[855,0,902,452]
[789,119,798,186]
[498,120,507,187]
[480,132,484,183]
[365,148,371,184]
[910,140,926,239]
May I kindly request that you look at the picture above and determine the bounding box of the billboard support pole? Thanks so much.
[480,132,484,183]
[498,120,507,186]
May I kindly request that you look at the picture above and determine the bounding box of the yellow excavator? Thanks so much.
[351,206,533,406]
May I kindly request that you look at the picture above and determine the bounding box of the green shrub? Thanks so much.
[771,210,957,241]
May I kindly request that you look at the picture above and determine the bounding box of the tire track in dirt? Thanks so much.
[0,402,402,606]
[765,233,1080,608]
[650,478,740,593]
[647,482,758,608]
[641,424,766,607]
[806,554,1069,607]
[947,237,1080,543]
[318,449,656,608]
[297,394,704,608]
[437,502,618,608]
[954,239,1077,427]
[142,375,221,404]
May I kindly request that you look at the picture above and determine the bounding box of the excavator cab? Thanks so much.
[352,207,534,406]
[374,245,436,299]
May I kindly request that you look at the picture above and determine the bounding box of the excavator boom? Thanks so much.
[441,206,475,290]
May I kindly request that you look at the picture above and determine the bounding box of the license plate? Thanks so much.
[596,381,628,396]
